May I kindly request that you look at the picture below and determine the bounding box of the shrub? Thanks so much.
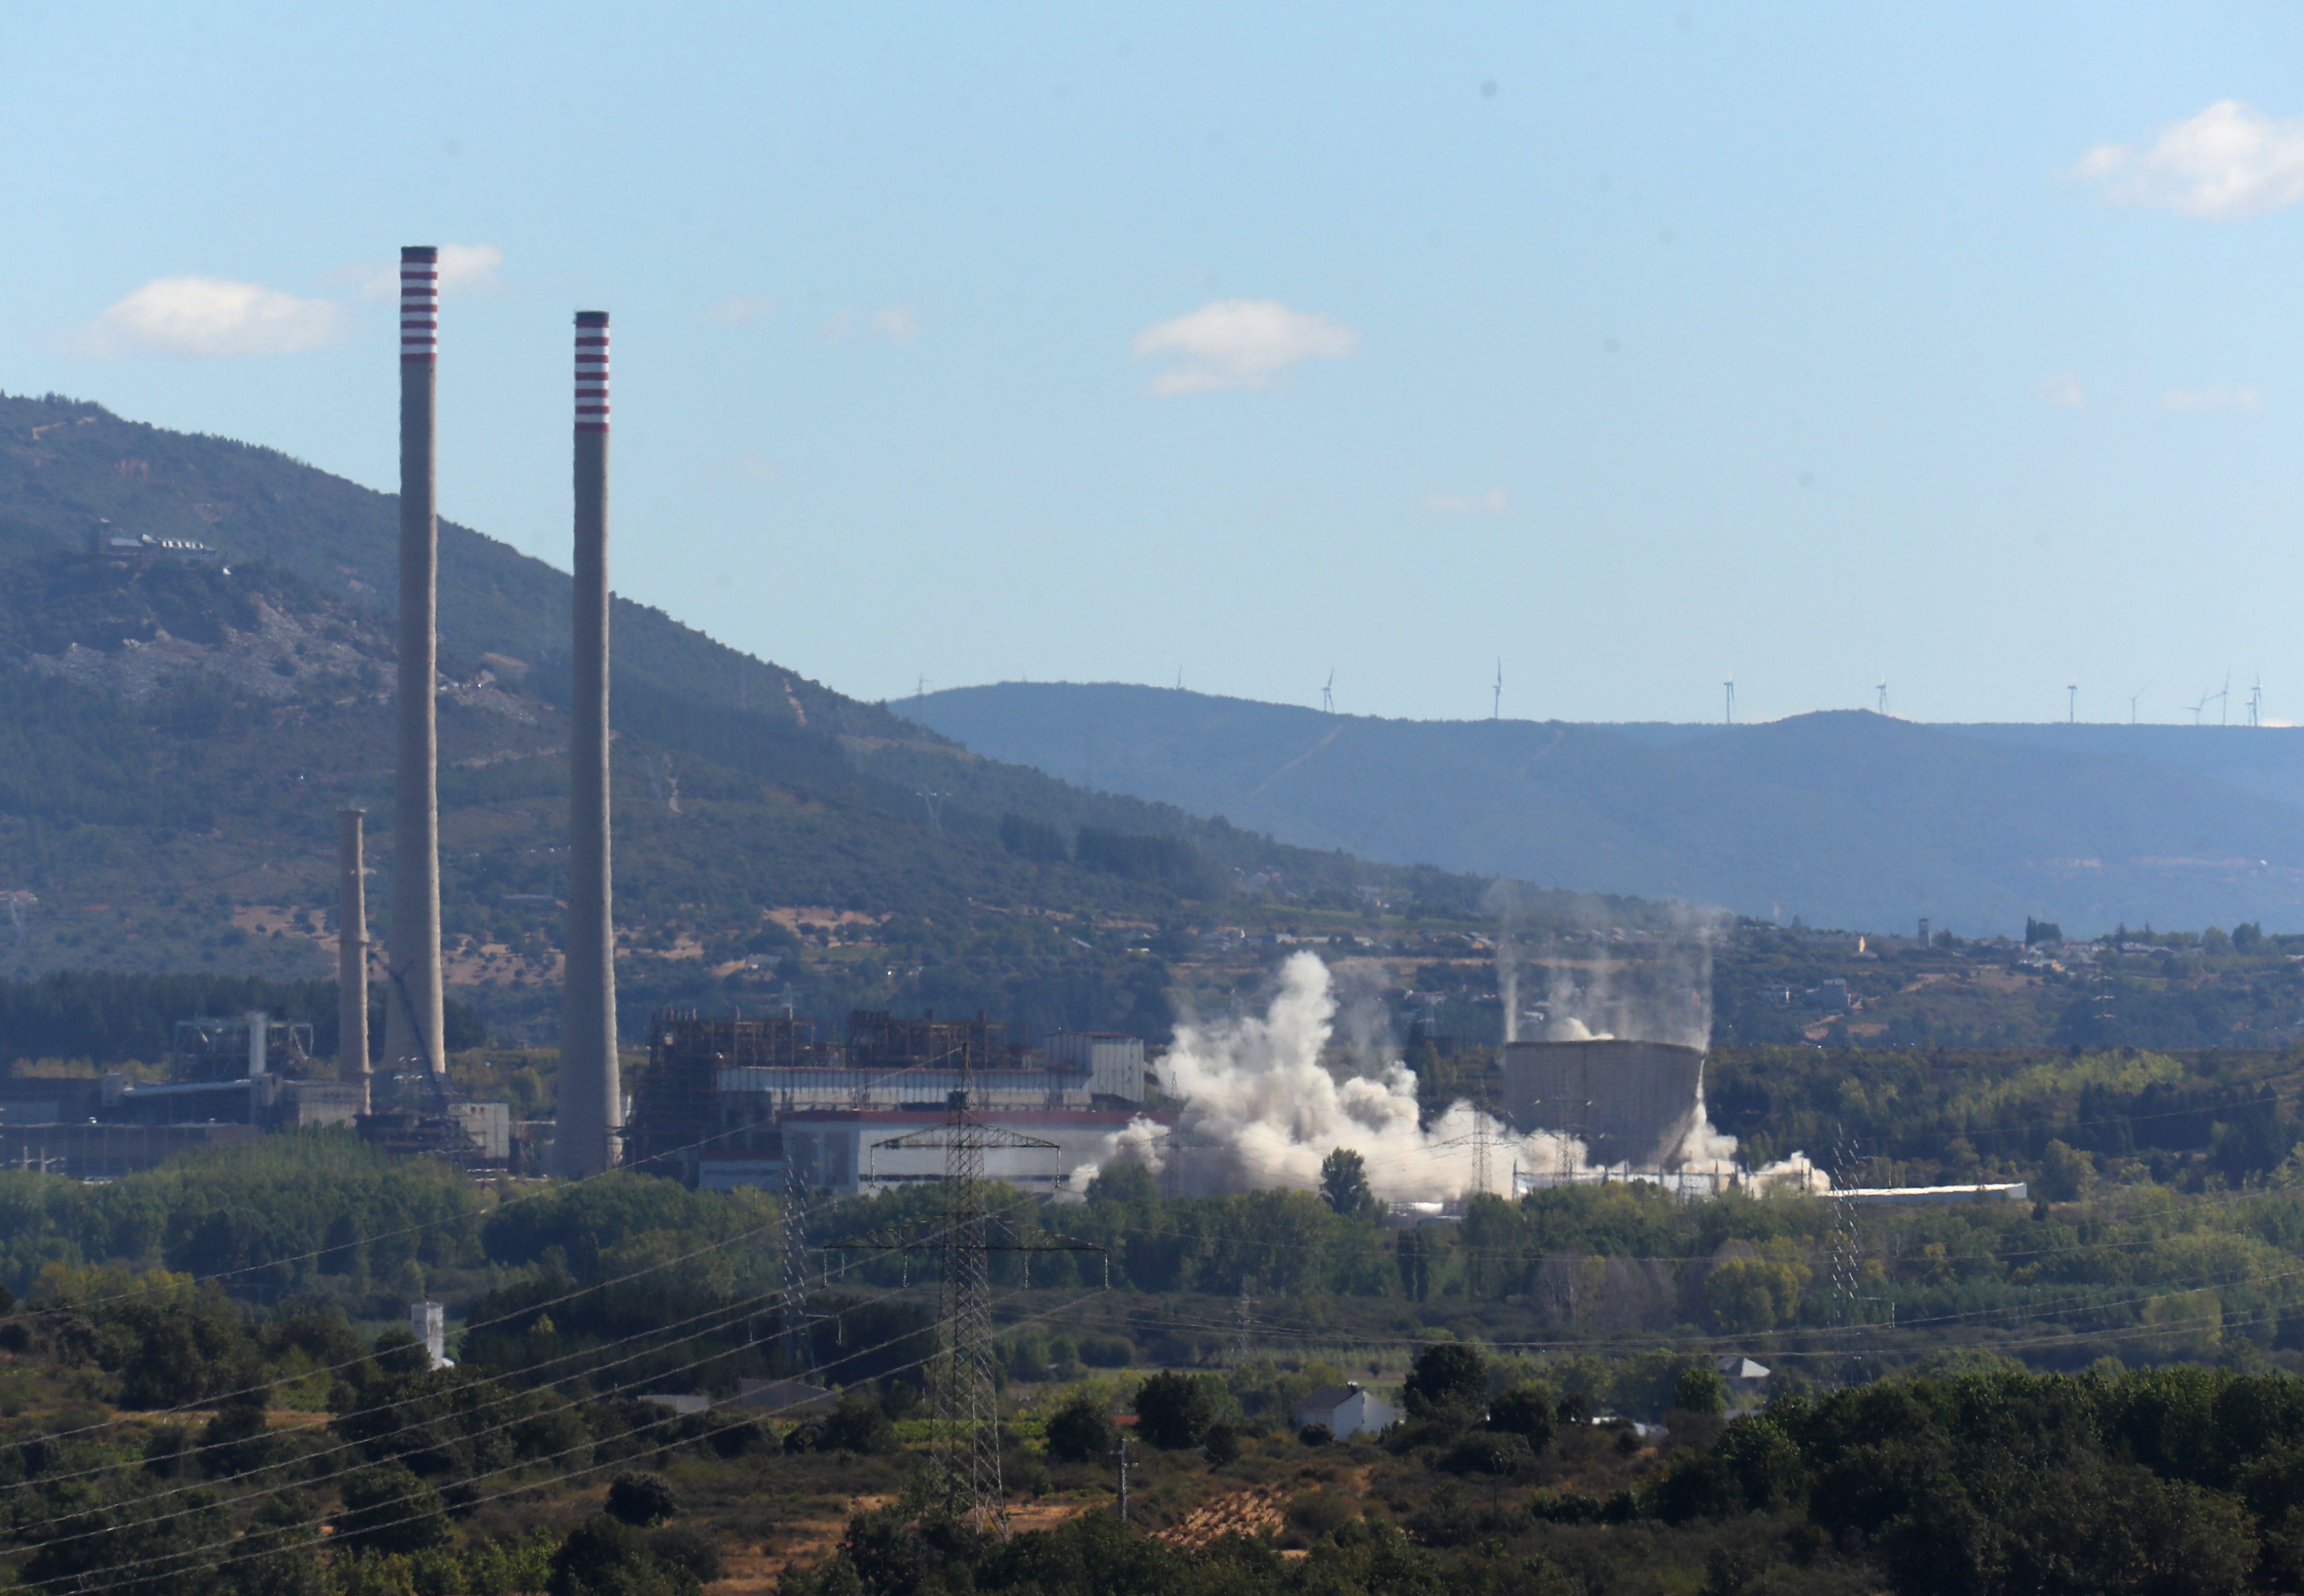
[548,1515,695,1596]
[646,1526,724,1586]
[604,1473,680,1528]
[1203,1422,1242,1465]
[1442,1433,1529,1477]
[1285,1489,1357,1540]
[1078,1335,1134,1368]
[1298,1422,1334,1446]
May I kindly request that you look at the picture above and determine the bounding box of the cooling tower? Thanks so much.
[383,246,446,1082]
[554,310,620,1178]
[1500,1040,1706,1167]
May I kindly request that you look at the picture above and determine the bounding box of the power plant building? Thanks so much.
[1500,1039,1706,1168]
[625,1009,1154,1191]
[767,1107,1151,1198]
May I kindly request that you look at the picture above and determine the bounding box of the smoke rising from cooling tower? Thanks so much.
[1080,950,1822,1200]
[1082,952,1579,1201]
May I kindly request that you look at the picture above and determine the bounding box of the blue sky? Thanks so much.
[5,3,2303,725]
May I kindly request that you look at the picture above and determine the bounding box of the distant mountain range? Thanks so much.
[908,682,2304,938]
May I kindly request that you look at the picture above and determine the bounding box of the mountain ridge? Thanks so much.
[908,681,2304,938]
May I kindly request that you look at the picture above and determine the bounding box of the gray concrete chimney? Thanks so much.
[555,310,620,1178]
[383,246,447,1084]
[338,807,371,1112]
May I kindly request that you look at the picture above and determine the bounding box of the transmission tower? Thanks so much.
[779,1152,821,1376]
[862,1069,1064,1530]
[1827,1137,1877,1383]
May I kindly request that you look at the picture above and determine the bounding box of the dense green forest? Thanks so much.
[5,1133,2304,1596]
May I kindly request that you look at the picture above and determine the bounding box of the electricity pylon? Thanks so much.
[780,1152,821,1376]
[862,1077,1073,1530]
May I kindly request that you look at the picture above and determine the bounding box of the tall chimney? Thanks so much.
[338,807,371,1112]
[383,246,447,1084]
[556,310,620,1178]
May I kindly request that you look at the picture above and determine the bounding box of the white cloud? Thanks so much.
[2163,384,2261,412]
[1423,488,1509,514]
[706,296,776,326]
[337,243,504,300]
[2074,101,2304,220]
[823,305,919,345]
[1131,298,1358,395]
[2036,373,2086,408]
[70,277,347,358]
[436,243,503,293]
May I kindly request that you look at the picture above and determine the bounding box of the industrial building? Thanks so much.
[626,1009,1151,1191]
[0,1008,508,1178]
[1500,1039,1706,1168]
[753,1107,1150,1197]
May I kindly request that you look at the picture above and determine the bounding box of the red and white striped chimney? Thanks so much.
[557,311,620,1177]
[383,246,446,1085]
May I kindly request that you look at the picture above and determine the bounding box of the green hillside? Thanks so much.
[0,393,1622,1052]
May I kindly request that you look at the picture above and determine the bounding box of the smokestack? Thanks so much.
[383,246,447,1084]
[338,807,371,1112]
[556,310,620,1178]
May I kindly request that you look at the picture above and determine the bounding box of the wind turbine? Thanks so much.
[1723,680,1736,726]
[1876,679,1889,715]
[2188,690,2210,726]
[1492,659,1502,720]
[1322,670,1335,715]
[2067,683,2077,724]
[2219,671,2232,727]
[2129,682,2151,724]
[2249,676,2264,728]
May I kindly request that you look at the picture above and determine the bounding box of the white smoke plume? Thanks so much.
[1076,947,1827,1201]
[1078,952,1579,1201]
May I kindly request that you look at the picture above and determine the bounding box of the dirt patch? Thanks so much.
[712,1494,894,1591]
[1154,1484,1290,1548]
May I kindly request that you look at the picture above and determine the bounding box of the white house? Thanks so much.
[1293,1382,1398,1439]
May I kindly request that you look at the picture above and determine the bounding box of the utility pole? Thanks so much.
[1112,1434,1131,1524]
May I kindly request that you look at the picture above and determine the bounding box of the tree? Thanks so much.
[217,1494,324,1596]
[1319,1149,1373,1217]
[816,1396,895,1456]
[1674,1365,1727,1417]
[333,1464,450,1555]
[1705,1259,1804,1334]
[1133,1372,1217,1449]
[1044,1392,1118,1463]
[1404,1342,1488,1423]
[1489,1383,1555,1446]
[606,1473,681,1527]
[2039,1140,2096,1202]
